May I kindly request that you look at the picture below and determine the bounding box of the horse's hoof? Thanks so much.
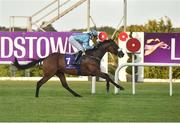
[116,85,124,90]
[35,94,39,97]
[75,94,82,97]
[120,86,125,90]
[106,90,110,94]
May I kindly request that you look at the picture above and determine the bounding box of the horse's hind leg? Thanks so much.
[56,72,82,97]
[35,75,53,97]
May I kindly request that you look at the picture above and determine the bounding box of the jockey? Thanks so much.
[69,29,98,65]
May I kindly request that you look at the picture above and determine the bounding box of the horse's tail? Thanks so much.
[13,57,45,70]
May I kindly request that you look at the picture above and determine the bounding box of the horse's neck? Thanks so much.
[86,46,106,60]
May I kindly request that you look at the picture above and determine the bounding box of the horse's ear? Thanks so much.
[109,37,115,41]
[113,40,118,45]
[111,38,118,44]
[129,32,133,38]
[110,38,118,45]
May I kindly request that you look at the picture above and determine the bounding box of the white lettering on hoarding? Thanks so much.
[50,37,69,54]
[0,36,74,61]
[37,37,50,58]
[171,38,180,60]
[0,37,13,58]
[14,37,26,58]
[25,37,37,58]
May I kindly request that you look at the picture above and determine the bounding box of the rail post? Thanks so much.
[169,66,173,96]
[91,76,96,94]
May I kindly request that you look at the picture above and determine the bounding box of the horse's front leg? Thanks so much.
[95,71,124,91]
[92,74,110,93]
[106,80,110,93]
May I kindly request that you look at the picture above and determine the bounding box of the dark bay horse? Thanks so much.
[13,39,124,97]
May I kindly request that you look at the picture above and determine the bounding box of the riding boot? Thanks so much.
[73,50,83,65]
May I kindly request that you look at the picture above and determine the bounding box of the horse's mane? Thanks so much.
[86,39,114,53]
[95,39,114,47]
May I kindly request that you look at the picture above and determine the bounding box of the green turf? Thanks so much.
[0,80,180,122]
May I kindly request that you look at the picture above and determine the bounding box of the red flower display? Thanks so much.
[118,32,128,41]
[98,31,108,42]
[126,38,141,53]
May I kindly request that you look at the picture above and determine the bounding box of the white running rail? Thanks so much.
[114,63,180,96]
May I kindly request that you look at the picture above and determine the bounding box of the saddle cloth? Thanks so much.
[64,54,82,74]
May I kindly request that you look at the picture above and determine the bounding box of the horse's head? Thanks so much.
[101,39,124,58]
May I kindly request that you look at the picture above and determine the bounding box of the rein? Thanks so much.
[85,40,115,63]
[88,55,101,62]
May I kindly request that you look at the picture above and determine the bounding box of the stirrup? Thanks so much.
[73,51,83,65]
[72,59,80,65]
[72,61,79,65]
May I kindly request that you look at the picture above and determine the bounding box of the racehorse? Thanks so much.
[13,39,124,97]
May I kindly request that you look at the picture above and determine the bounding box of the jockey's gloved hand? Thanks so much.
[82,52,86,55]
[86,46,94,50]
[90,46,95,49]
[94,42,101,48]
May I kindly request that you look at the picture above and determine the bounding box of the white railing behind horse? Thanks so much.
[115,63,180,96]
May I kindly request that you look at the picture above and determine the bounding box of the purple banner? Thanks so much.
[0,32,75,63]
[144,33,180,63]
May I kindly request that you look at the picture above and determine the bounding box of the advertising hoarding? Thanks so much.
[144,33,180,63]
[0,32,74,63]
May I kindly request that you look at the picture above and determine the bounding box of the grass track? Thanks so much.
[0,80,180,122]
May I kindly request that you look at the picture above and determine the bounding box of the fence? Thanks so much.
[114,63,180,96]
